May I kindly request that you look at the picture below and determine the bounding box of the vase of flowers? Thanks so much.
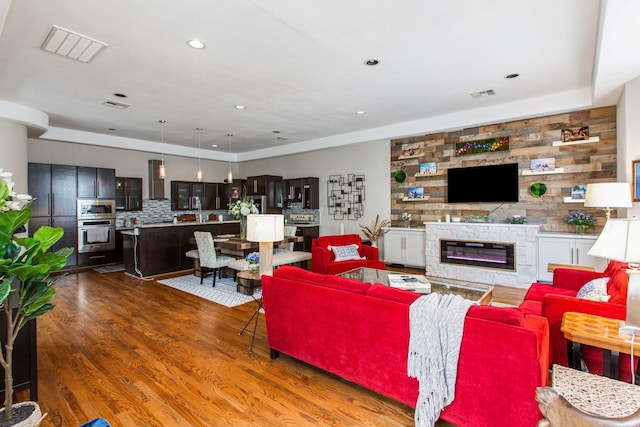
[566,211,596,234]
[246,252,259,271]
[228,193,259,239]
[401,212,412,228]
[0,169,73,425]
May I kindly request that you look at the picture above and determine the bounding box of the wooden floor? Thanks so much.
[24,266,525,427]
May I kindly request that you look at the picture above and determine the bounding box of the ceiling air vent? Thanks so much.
[470,89,496,99]
[102,100,130,109]
[40,25,107,63]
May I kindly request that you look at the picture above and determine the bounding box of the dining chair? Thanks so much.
[194,231,235,286]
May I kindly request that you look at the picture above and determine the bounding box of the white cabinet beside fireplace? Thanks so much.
[383,228,426,268]
[536,234,607,282]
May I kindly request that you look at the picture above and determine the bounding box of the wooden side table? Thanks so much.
[236,269,262,295]
[561,311,640,383]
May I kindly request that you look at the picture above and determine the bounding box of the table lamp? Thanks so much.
[246,214,284,276]
[584,182,632,220]
[587,218,640,336]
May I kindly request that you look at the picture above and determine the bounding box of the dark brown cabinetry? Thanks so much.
[284,177,319,209]
[77,167,116,199]
[202,183,229,210]
[295,226,319,252]
[171,181,205,210]
[116,177,143,211]
[246,175,283,213]
[28,163,78,267]
[0,316,37,400]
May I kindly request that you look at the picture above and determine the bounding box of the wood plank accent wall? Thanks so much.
[390,106,617,233]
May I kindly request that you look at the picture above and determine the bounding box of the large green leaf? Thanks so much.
[32,226,64,252]
[0,209,31,244]
[0,278,11,304]
[22,303,55,325]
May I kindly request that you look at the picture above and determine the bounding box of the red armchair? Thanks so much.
[520,261,637,381]
[311,234,385,274]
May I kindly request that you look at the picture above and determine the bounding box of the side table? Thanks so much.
[236,269,262,295]
[561,311,640,383]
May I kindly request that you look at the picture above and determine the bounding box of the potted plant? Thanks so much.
[0,169,73,425]
[359,215,391,247]
[565,211,596,234]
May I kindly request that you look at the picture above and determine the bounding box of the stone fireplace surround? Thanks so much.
[424,222,540,289]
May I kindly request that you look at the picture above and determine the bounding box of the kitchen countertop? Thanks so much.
[288,223,320,228]
[118,220,240,231]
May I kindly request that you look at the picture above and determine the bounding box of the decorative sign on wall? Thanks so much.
[327,174,365,220]
[455,137,509,156]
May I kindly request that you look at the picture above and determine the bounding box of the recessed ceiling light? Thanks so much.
[276,137,287,141]
[113,93,127,98]
[365,59,379,66]
[234,105,246,110]
[108,128,116,131]
[211,144,218,148]
[505,73,520,79]
[187,39,206,49]
[102,100,130,109]
[272,130,281,133]
[355,110,366,115]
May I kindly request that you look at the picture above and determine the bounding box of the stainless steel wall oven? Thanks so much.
[77,199,116,253]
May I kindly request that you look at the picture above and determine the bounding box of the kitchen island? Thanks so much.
[122,221,240,277]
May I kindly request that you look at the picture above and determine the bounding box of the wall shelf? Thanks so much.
[521,168,565,176]
[398,153,424,160]
[563,197,584,203]
[415,172,444,177]
[401,196,429,202]
[552,136,600,147]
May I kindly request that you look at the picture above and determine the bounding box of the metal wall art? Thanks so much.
[327,174,365,220]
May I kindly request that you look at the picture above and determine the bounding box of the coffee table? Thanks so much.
[339,267,494,305]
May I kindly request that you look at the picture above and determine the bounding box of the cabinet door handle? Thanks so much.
[216,197,220,209]
[571,248,574,264]
[576,248,579,265]
[89,255,107,260]
[48,194,52,215]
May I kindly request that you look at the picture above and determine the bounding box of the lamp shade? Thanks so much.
[246,214,284,242]
[584,182,632,208]
[587,218,640,262]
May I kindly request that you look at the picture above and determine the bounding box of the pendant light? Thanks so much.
[196,127,203,182]
[158,120,167,179]
[227,133,233,183]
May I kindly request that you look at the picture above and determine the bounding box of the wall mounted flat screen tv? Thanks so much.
[447,163,519,203]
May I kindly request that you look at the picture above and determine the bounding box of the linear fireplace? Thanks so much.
[440,239,515,271]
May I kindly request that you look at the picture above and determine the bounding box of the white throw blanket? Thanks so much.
[408,293,476,427]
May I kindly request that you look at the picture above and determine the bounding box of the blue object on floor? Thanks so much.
[79,418,111,427]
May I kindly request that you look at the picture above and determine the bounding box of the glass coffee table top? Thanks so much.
[339,267,494,305]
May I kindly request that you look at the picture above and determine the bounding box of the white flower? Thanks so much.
[401,212,412,221]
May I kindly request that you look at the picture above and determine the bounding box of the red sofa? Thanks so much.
[311,234,385,274]
[262,266,550,427]
[519,261,637,381]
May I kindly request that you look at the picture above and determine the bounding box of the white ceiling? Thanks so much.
[1,0,639,162]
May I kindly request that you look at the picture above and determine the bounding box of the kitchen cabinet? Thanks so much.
[28,163,78,267]
[284,177,319,209]
[246,175,283,213]
[171,181,205,210]
[537,234,608,282]
[115,177,143,211]
[77,167,116,199]
[294,225,319,252]
[202,182,229,210]
[225,179,245,203]
[383,228,426,268]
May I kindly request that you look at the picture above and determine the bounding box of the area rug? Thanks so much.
[156,275,261,308]
[93,264,125,273]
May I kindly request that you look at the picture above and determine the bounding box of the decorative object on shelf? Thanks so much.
[584,182,632,220]
[571,184,587,201]
[0,169,73,425]
[228,193,260,239]
[327,174,365,220]
[398,142,424,159]
[507,215,527,224]
[393,170,406,183]
[401,212,412,228]
[530,158,555,172]
[419,162,437,174]
[465,215,492,223]
[530,183,547,197]
[566,211,596,234]
[407,187,424,199]
[359,214,391,247]
[455,136,509,156]
[633,160,640,202]
[246,252,260,271]
[561,126,589,142]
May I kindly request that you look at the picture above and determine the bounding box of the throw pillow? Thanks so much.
[327,244,364,262]
[576,277,611,302]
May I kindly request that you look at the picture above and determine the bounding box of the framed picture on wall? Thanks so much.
[634,160,640,201]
